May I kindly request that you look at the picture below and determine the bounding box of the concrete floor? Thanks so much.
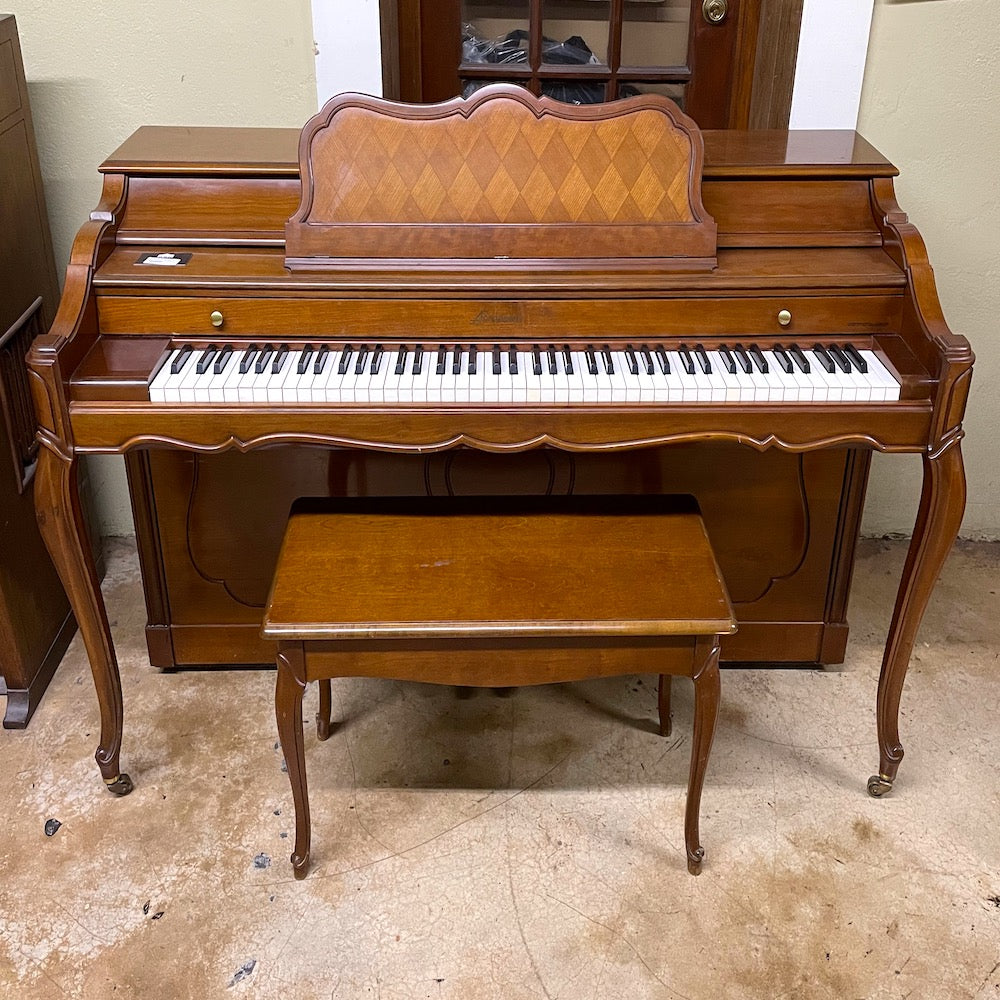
[1,536,999,999]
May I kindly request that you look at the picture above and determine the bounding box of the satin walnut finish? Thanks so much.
[263,496,736,878]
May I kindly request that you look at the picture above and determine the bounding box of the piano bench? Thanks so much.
[262,495,736,879]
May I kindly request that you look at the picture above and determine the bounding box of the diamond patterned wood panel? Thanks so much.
[287,86,717,268]
[309,101,696,226]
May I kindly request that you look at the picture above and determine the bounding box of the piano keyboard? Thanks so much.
[148,342,900,404]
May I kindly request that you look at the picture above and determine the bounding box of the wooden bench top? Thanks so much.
[262,497,735,642]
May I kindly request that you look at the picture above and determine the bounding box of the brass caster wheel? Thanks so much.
[105,773,134,796]
[867,774,893,798]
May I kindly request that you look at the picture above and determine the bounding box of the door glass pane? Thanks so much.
[462,0,531,68]
[542,0,610,66]
[618,81,687,111]
[620,0,690,68]
[541,79,611,105]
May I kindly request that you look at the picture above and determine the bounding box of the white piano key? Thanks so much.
[862,350,900,401]
[569,351,588,402]
[705,353,741,402]
[172,353,203,403]
[410,353,431,403]
[275,352,305,402]
[811,355,846,401]
[263,351,292,402]
[468,349,487,402]
[666,353,698,402]
[220,352,247,402]
[309,350,342,402]
[453,348,471,402]
[202,350,239,403]
[148,349,181,402]
[763,351,806,402]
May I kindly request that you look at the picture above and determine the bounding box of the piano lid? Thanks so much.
[284,85,718,273]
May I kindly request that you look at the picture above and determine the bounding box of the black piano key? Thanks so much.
[313,345,330,375]
[812,344,836,374]
[678,344,695,376]
[694,344,711,374]
[532,345,542,376]
[640,345,654,376]
[170,345,193,375]
[271,344,289,374]
[719,346,736,375]
[733,344,753,375]
[844,344,868,373]
[213,345,233,375]
[601,346,614,375]
[195,346,217,375]
[562,345,573,375]
[789,344,810,374]
[435,345,447,376]
[354,345,370,375]
[238,345,259,375]
[492,344,502,376]
[625,345,639,376]
[468,345,478,375]
[393,345,408,375]
[828,345,851,373]
[370,345,384,374]
[547,345,557,375]
[585,347,598,376]
[452,345,463,376]
[748,344,768,374]
[508,345,518,375]
[338,345,354,375]
[773,344,794,375]
[255,345,274,374]
[655,346,670,374]
[412,344,424,375]
[297,345,314,374]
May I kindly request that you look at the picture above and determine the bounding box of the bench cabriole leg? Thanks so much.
[317,678,333,741]
[657,674,672,737]
[276,643,311,879]
[686,636,721,875]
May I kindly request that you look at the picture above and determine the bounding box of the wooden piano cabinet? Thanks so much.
[126,442,868,670]
[0,15,75,727]
[26,90,972,800]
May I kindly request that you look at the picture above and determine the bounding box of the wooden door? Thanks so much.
[388,0,794,128]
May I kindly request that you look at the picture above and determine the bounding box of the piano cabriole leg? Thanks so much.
[34,443,132,795]
[870,440,966,798]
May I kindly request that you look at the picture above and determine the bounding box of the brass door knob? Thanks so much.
[778,309,792,327]
[703,0,728,23]
[210,310,224,328]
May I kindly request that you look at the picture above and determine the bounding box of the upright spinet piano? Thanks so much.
[27,86,972,799]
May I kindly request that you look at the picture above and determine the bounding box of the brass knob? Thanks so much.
[703,0,728,23]
[210,310,224,328]
[778,309,792,327]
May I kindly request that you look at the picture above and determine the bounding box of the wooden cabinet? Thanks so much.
[0,15,76,727]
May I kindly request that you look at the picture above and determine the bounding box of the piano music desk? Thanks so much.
[263,496,736,879]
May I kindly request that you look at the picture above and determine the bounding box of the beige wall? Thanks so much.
[10,1,317,533]
[858,0,1000,539]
